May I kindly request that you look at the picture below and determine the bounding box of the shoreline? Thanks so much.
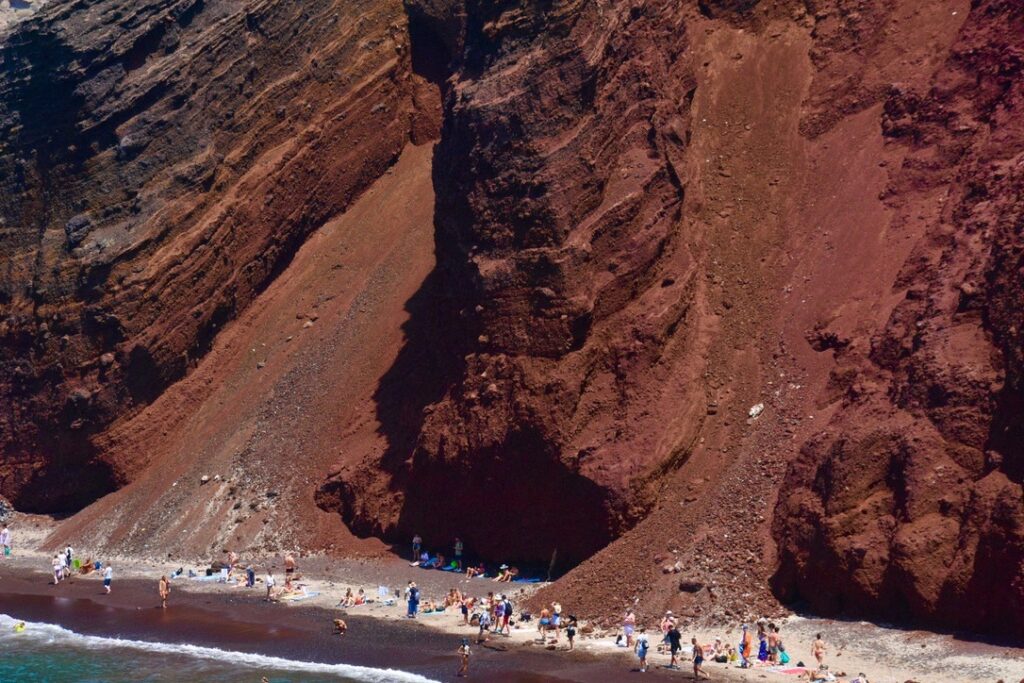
[2,524,1023,682]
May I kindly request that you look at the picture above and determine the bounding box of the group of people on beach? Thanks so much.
[45,543,115,594]
[617,608,861,682]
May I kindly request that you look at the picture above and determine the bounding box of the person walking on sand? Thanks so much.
[265,569,276,601]
[477,607,491,643]
[812,633,826,667]
[52,554,62,584]
[103,564,113,593]
[0,524,10,557]
[667,623,682,669]
[623,609,636,648]
[159,575,170,609]
[412,533,422,562]
[692,637,710,680]
[457,637,471,678]
[634,627,650,673]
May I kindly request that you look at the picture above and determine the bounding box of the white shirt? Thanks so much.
[0,529,10,545]
[104,567,113,579]
[265,574,275,587]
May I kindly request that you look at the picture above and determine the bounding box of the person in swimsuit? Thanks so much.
[692,637,710,679]
[457,638,471,678]
[813,633,826,667]
[158,575,170,609]
[284,553,297,590]
[623,609,636,648]
[566,616,578,650]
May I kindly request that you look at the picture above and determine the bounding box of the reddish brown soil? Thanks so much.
[1,0,1020,640]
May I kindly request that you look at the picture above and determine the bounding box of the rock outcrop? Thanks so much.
[322,0,707,565]
[772,0,1024,633]
[0,0,436,510]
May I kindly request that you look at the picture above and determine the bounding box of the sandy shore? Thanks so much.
[2,518,1022,682]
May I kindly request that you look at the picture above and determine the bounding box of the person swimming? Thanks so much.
[13,622,25,633]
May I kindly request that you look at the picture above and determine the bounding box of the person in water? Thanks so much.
[13,622,25,633]
[333,618,347,636]
[159,575,170,609]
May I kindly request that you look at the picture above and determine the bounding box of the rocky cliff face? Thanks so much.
[0,0,436,510]
[321,0,708,565]
[772,0,1024,633]
[3,0,1020,639]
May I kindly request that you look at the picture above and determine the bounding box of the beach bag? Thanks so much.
[780,651,790,664]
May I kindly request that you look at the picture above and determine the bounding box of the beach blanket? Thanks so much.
[189,574,223,582]
[512,577,542,583]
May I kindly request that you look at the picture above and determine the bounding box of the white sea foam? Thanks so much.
[0,614,437,682]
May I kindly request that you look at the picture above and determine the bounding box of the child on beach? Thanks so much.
[265,569,276,601]
[0,524,11,557]
[103,564,113,593]
[566,616,578,651]
[457,638,471,678]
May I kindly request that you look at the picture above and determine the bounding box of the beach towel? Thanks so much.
[190,574,223,582]
[281,591,320,602]
[512,577,542,583]
[441,566,461,573]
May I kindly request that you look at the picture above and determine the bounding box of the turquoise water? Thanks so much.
[0,615,436,683]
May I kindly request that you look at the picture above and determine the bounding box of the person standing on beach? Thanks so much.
[65,544,73,572]
[0,524,10,557]
[457,638,471,678]
[246,564,256,588]
[265,569,276,601]
[284,553,297,590]
[454,537,464,570]
[159,575,170,609]
[103,564,113,593]
[634,627,650,673]
[412,533,422,562]
[812,633,826,667]
[407,581,420,618]
[551,601,563,643]
[623,609,636,648]
[52,554,62,584]
[667,623,682,669]
[692,637,710,680]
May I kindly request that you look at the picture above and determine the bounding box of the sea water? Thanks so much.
[0,615,437,683]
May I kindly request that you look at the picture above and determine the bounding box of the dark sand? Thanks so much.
[0,565,660,682]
